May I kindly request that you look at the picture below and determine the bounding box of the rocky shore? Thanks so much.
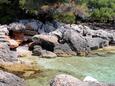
[0,19,115,86]
[18,19,115,57]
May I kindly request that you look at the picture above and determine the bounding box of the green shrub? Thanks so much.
[54,12,75,24]
[91,7,115,22]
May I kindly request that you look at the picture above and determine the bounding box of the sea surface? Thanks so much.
[25,52,115,86]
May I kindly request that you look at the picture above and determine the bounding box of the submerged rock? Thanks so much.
[0,60,41,78]
[0,70,26,86]
[54,43,76,57]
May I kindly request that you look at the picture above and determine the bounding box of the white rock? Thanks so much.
[83,76,99,83]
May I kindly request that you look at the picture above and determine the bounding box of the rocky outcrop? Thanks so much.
[32,35,56,52]
[50,74,115,86]
[29,22,115,56]
[62,29,90,55]
[1,19,115,57]
[0,70,26,86]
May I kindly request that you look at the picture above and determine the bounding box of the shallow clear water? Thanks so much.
[26,53,115,86]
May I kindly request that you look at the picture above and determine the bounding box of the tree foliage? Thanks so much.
[0,0,115,24]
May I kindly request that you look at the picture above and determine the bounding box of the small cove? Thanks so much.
[24,53,115,86]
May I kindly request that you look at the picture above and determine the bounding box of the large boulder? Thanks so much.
[54,43,76,57]
[32,34,58,51]
[62,29,90,55]
[0,70,26,86]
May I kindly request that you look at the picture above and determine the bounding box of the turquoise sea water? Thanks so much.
[26,53,115,86]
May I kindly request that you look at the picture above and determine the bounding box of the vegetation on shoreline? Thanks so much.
[0,0,115,24]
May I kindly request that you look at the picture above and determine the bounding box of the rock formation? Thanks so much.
[1,19,115,57]
[17,19,114,57]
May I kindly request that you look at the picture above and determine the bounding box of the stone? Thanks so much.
[83,76,99,83]
[32,45,43,56]
[0,25,9,35]
[32,35,58,51]
[20,19,59,34]
[0,70,26,86]
[50,26,67,39]
[33,45,57,58]
[0,44,17,62]
[8,39,19,49]
[54,43,76,57]
[0,60,41,78]
[16,45,32,57]
[8,23,25,32]
[85,37,109,50]
[62,29,90,55]
[50,74,83,86]
[33,34,59,44]
[93,29,113,41]
[0,25,9,45]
